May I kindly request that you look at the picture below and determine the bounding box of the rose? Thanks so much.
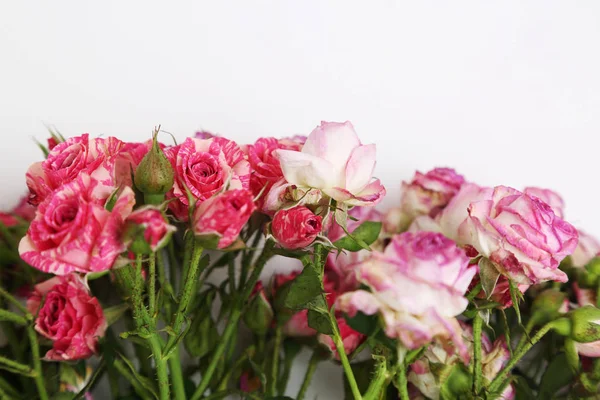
[276,121,385,206]
[26,274,106,361]
[192,189,256,249]
[12,196,36,222]
[317,317,365,360]
[166,137,250,220]
[19,174,135,275]
[571,230,600,268]
[246,137,303,211]
[459,186,578,284]
[124,206,176,253]
[409,325,513,400]
[26,134,129,205]
[271,206,322,249]
[336,232,476,358]
[390,168,465,232]
[262,179,324,214]
[523,187,565,219]
[437,183,493,241]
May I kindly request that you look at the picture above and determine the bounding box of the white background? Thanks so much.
[1,1,600,398]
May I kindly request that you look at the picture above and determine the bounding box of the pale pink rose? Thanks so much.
[26,274,106,361]
[459,186,578,285]
[262,178,324,214]
[396,168,465,230]
[318,316,365,360]
[125,206,176,252]
[166,137,250,220]
[437,183,493,241]
[276,121,385,206]
[19,174,135,275]
[26,134,128,205]
[336,232,476,359]
[271,206,322,249]
[192,189,256,249]
[407,215,443,234]
[246,137,303,211]
[523,187,565,219]
[571,229,600,268]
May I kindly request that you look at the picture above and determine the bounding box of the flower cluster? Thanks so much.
[0,122,598,399]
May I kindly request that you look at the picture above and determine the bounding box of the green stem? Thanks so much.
[131,255,170,400]
[396,360,409,400]
[0,287,30,316]
[332,319,362,400]
[27,325,48,400]
[297,351,321,400]
[514,318,535,354]
[166,241,204,400]
[466,281,483,302]
[268,325,283,396]
[473,312,483,395]
[0,354,34,375]
[191,240,275,400]
[0,308,28,325]
[488,320,559,394]
[148,253,157,318]
[364,357,388,400]
[168,239,179,293]
[149,336,170,400]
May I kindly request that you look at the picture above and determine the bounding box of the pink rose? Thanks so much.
[271,206,322,249]
[26,135,128,205]
[437,183,493,241]
[0,212,18,227]
[246,137,303,211]
[523,187,565,219]
[19,174,135,275]
[318,316,365,360]
[276,121,385,206]
[262,179,324,214]
[571,230,600,268]
[460,186,578,284]
[337,232,476,359]
[393,168,465,232]
[125,206,176,253]
[192,189,256,249]
[166,137,250,220]
[26,274,106,361]
[12,196,36,222]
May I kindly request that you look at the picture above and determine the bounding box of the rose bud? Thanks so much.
[571,231,600,268]
[530,289,569,326]
[26,274,106,361]
[569,306,600,343]
[243,282,274,336]
[193,189,256,249]
[124,206,176,254]
[134,130,174,205]
[271,206,322,249]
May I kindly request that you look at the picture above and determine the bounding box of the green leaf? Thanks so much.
[248,358,267,392]
[512,376,535,400]
[163,317,193,360]
[333,221,382,252]
[344,311,378,336]
[478,258,501,298]
[271,247,310,259]
[539,353,575,398]
[116,353,159,399]
[307,309,333,335]
[284,265,323,309]
[185,311,219,358]
[439,364,472,400]
[342,358,374,400]
[104,187,121,212]
[103,304,129,327]
[508,279,523,324]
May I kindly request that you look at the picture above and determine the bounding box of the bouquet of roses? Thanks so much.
[0,121,599,399]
